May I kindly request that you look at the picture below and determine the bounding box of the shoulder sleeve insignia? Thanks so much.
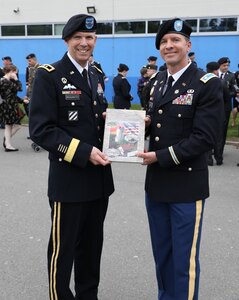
[38,64,55,72]
[92,65,103,74]
[200,73,217,83]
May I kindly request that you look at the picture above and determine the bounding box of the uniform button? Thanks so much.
[99,138,101,142]
[59,158,62,162]
[158,109,163,114]
[157,123,161,128]
[95,113,98,118]
[71,102,75,106]
[188,167,192,171]
[155,136,160,142]
[93,101,97,106]
[178,114,182,118]
[97,126,100,130]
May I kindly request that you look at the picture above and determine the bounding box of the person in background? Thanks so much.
[217,56,237,165]
[113,63,133,109]
[137,66,149,109]
[24,53,40,116]
[138,18,224,300]
[0,56,13,129]
[188,51,197,66]
[29,14,114,300]
[147,55,158,67]
[206,61,226,166]
[0,65,27,151]
[88,53,108,91]
[231,64,239,127]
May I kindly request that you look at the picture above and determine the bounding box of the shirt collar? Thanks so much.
[67,52,89,74]
[167,61,192,85]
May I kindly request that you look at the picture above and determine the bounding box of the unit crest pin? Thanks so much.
[61,77,67,84]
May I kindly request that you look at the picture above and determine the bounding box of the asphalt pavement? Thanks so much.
[0,126,238,300]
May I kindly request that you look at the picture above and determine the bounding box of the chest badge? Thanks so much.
[61,77,67,84]
[187,89,194,93]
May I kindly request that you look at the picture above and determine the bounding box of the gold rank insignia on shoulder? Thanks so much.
[38,64,55,72]
[92,65,103,73]
[200,73,216,83]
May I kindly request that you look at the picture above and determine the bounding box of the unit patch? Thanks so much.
[68,111,78,121]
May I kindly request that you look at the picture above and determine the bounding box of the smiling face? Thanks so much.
[159,33,191,73]
[65,31,97,67]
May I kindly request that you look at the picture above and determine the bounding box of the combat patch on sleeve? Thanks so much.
[200,73,217,83]
[38,64,55,72]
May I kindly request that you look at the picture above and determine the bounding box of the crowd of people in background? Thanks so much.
[0,50,239,166]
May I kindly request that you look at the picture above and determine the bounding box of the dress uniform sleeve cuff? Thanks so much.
[63,139,93,168]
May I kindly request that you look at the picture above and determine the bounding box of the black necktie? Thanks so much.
[163,76,174,96]
[82,68,91,90]
[220,73,224,79]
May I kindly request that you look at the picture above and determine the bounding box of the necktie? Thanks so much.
[220,73,224,79]
[82,68,91,90]
[163,75,174,96]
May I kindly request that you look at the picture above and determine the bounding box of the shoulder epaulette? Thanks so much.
[149,71,159,81]
[200,73,216,83]
[92,65,103,74]
[38,64,55,72]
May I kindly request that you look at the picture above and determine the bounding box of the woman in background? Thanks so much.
[113,63,133,109]
[0,65,25,151]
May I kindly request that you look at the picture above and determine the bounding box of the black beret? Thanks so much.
[146,64,158,70]
[2,56,12,61]
[217,57,230,65]
[118,63,129,72]
[155,18,192,50]
[206,61,219,71]
[147,56,157,61]
[62,14,97,40]
[26,53,36,59]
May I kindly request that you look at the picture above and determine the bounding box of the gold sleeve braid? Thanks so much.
[64,138,80,163]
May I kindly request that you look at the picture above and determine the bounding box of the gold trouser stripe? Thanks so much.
[49,202,61,300]
[64,138,80,163]
[188,200,203,300]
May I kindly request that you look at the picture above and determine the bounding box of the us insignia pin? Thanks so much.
[174,89,179,94]
[70,71,74,75]
[187,89,194,93]
[61,77,67,84]
[182,83,186,86]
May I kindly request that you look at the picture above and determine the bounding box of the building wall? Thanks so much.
[1,0,239,103]
[1,34,238,103]
[1,0,239,23]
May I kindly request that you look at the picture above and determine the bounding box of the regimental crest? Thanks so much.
[174,20,183,32]
[85,17,94,30]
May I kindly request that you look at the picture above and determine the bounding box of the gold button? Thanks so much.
[157,123,161,128]
[178,114,182,118]
[158,109,163,114]
[188,167,192,171]
[95,113,98,118]
[59,158,62,162]
[155,136,160,142]
[71,102,75,106]
[93,101,97,106]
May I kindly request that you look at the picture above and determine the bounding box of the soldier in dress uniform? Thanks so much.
[24,53,40,116]
[113,63,133,109]
[217,57,237,165]
[29,14,114,300]
[138,18,224,300]
[88,53,108,91]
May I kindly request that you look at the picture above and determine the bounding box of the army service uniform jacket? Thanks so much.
[145,63,224,203]
[29,53,114,203]
[113,74,132,109]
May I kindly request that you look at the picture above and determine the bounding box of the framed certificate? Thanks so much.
[103,109,146,163]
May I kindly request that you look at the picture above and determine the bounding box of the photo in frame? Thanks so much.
[103,109,146,163]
